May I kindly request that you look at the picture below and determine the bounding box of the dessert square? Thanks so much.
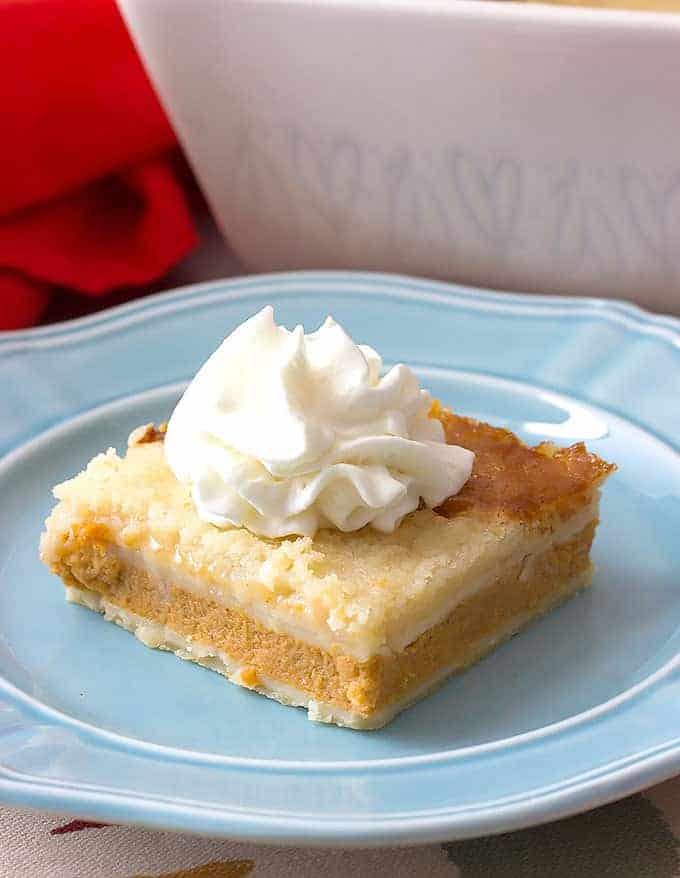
[40,410,613,730]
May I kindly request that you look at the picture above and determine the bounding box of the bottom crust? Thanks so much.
[66,563,592,731]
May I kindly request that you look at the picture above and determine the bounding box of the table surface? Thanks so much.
[12,212,680,876]
[2,780,679,877]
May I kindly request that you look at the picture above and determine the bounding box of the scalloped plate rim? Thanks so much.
[1,271,678,348]
[0,270,678,845]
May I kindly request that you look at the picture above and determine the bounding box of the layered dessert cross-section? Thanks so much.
[41,411,613,729]
[41,306,614,729]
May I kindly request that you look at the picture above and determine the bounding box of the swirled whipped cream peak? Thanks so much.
[164,306,474,538]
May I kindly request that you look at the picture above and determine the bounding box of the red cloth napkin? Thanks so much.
[0,0,198,329]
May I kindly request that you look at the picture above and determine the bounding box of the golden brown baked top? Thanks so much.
[435,406,615,521]
[127,409,614,523]
[131,409,614,522]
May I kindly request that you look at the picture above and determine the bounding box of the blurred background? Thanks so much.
[4,0,680,331]
[1,0,242,329]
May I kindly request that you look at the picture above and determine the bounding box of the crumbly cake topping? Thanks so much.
[44,440,503,655]
[41,415,612,658]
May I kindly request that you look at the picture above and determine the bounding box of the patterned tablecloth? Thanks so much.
[9,220,677,876]
[1,777,678,877]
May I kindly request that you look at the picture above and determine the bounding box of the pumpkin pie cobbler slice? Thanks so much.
[40,308,614,729]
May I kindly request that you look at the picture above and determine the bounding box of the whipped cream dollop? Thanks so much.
[165,307,474,538]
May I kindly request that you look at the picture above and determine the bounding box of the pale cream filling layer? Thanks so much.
[107,500,598,662]
[66,565,591,730]
[389,500,597,656]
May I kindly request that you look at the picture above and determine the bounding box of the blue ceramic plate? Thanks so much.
[0,272,679,846]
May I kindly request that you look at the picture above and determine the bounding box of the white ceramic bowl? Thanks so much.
[119,0,680,313]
